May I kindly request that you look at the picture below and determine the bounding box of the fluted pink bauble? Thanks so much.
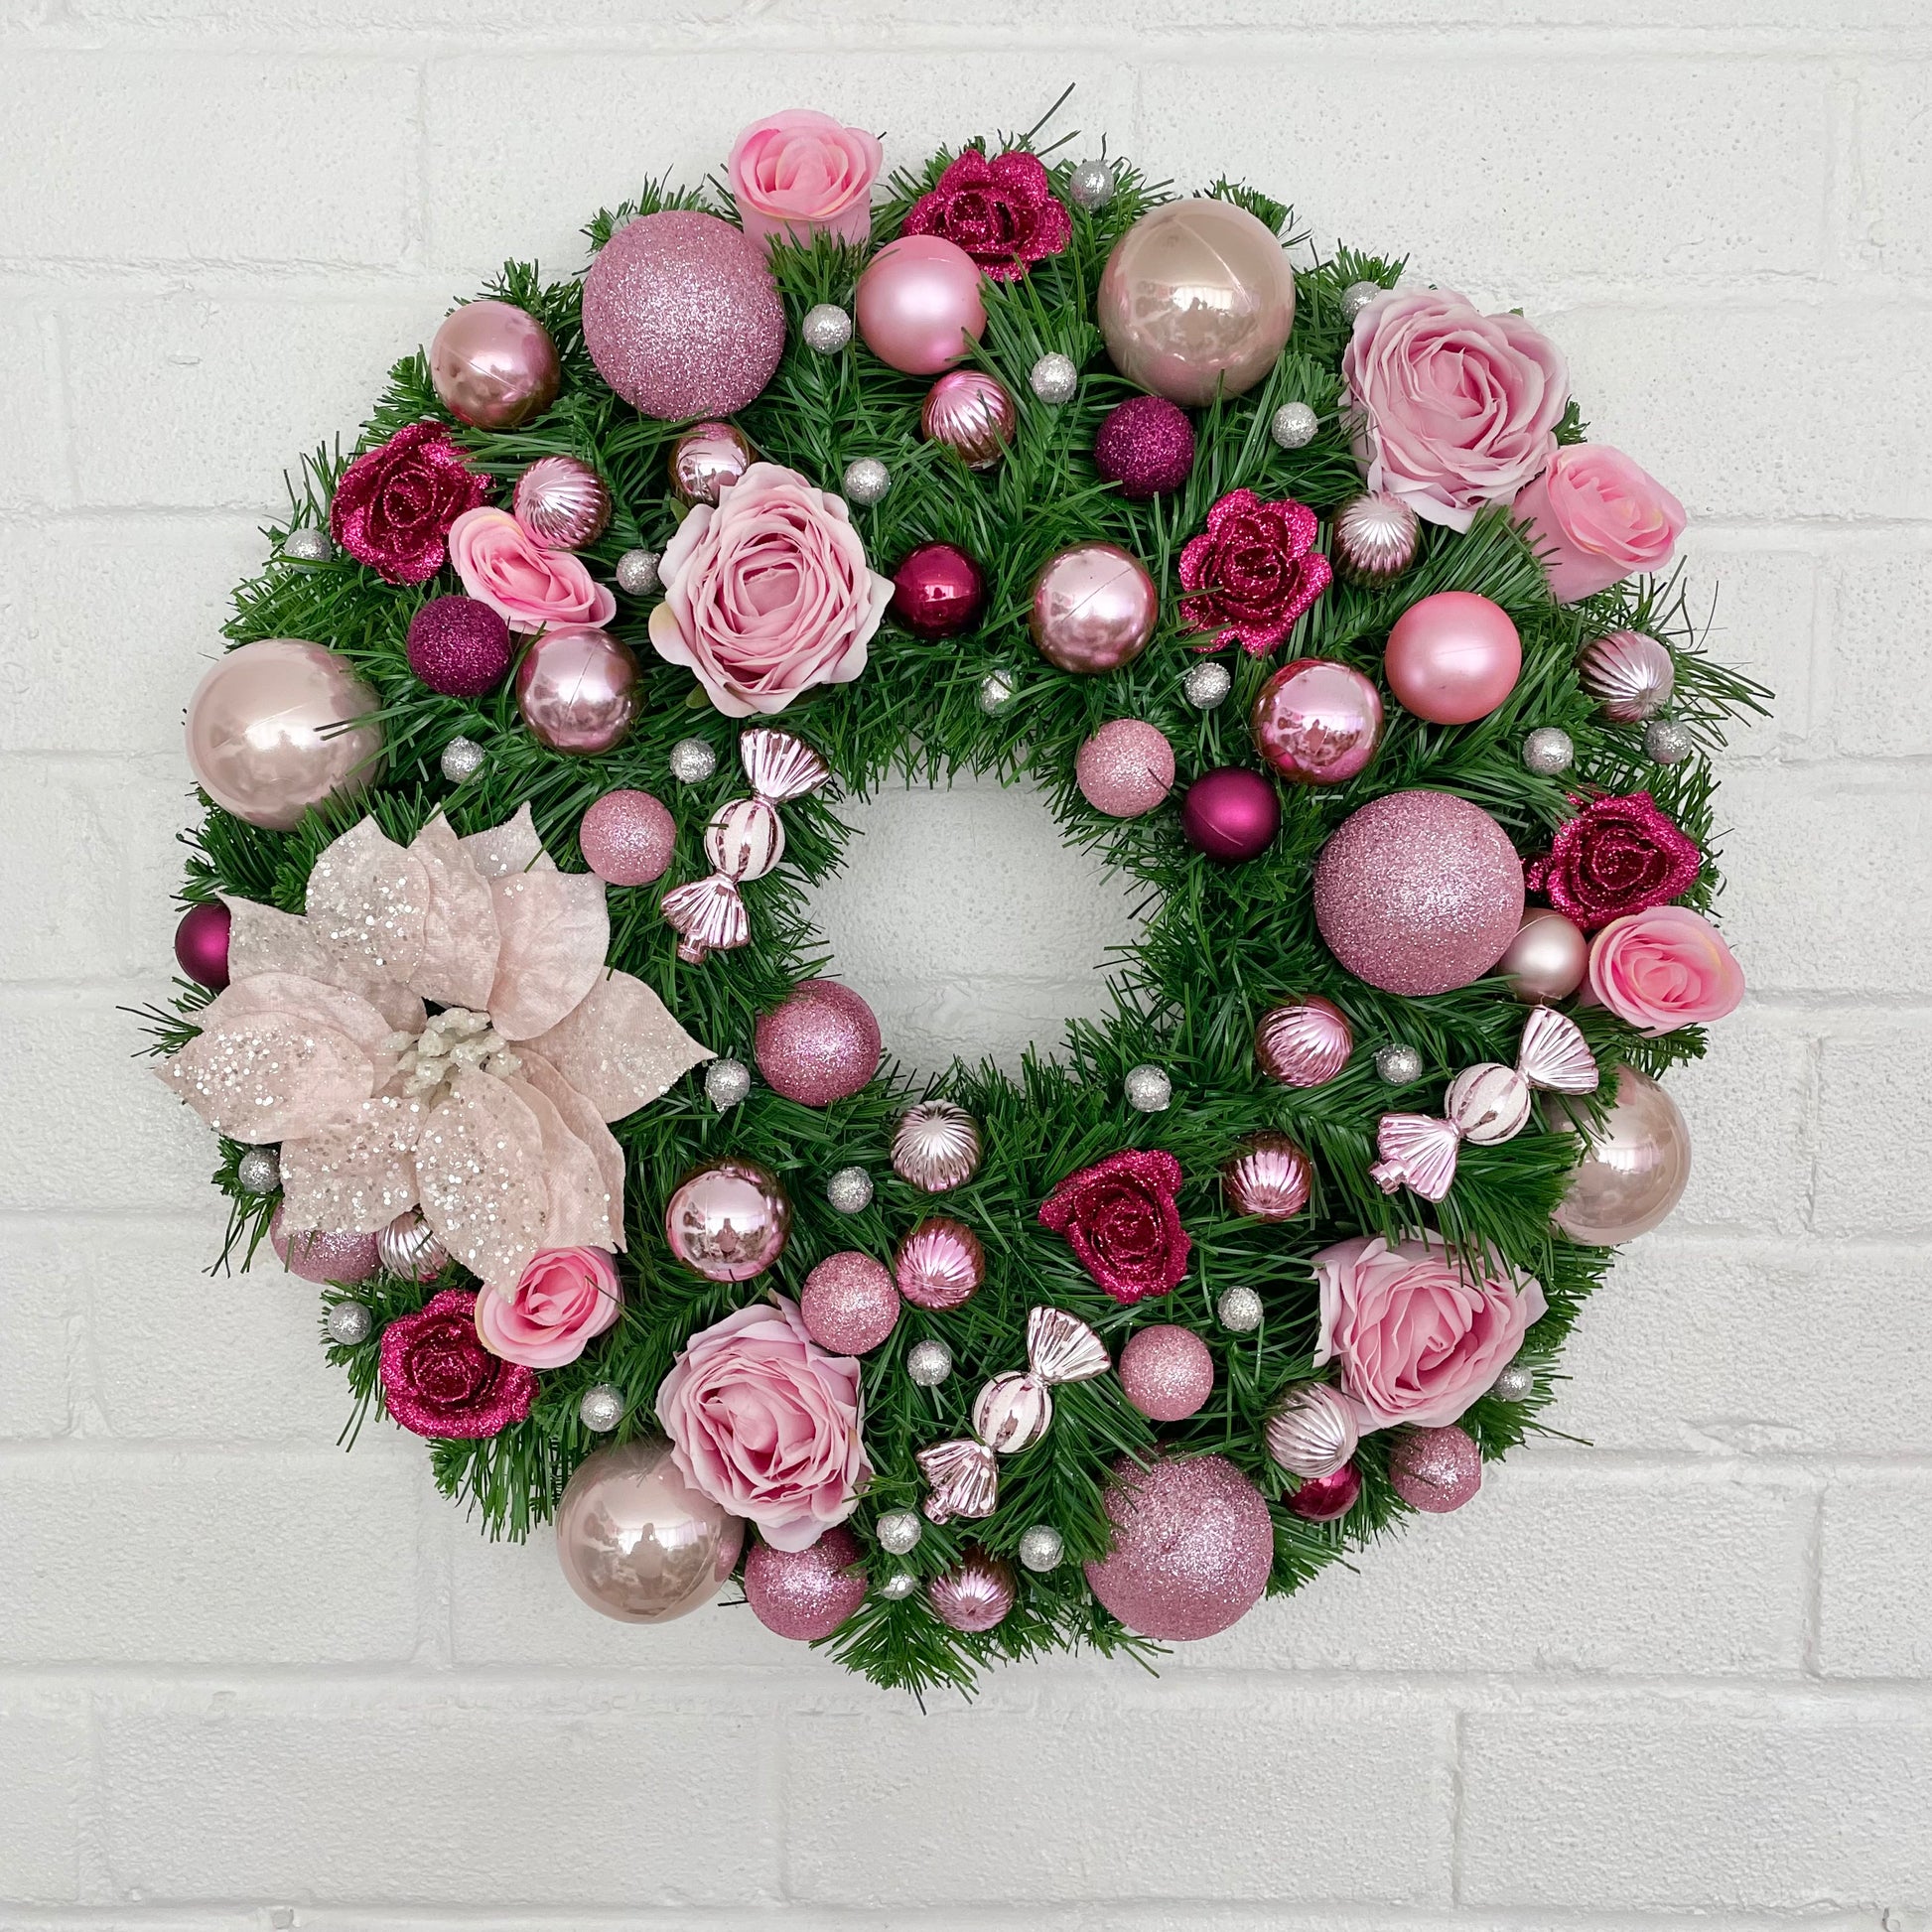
[1085,1452,1273,1640]
[855,235,987,374]
[173,899,231,990]
[1579,628,1674,722]
[406,595,512,697]
[664,1160,791,1281]
[895,1216,984,1311]
[269,1202,379,1286]
[186,639,384,832]
[1030,543,1158,673]
[754,979,881,1106]
[892,1101,982,1193]
[1549,1065,1692,1244]
[429,299,560,430]
[1499,905,1588,1003]
[512,455,611,549]
[1388,1425,1483,1513]
[1254,995,1352,1088]
[1252,657,1384,786]
[1076,719,1175,817]
[1313,789,1525,995]
[892,542,985,639]
[921,370,1016,470]
[800,1251,899,1355]
[514,625,639,755]
[744,1525,868,1640]
[668,420,756,505]
[1385,592,1522,725]
[1222,1133,1311,1221]
[1119,1324,1215,1421]
[927,1548,1016,1633]
[1286,1462,1361,1522]
[579,787,675,887]
[1181,766,1280,862]
[582,209,785,420]
[1266,1383,1358,1480]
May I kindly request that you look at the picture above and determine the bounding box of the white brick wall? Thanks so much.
[0,1,1924,1923]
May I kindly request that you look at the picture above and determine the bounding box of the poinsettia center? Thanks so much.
[384,1006,521,1098]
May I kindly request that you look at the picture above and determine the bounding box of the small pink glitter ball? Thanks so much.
[1076,719,1175,818]
[406,594,512,698]
[579,787,676,887]
[926,1547,1017,1633]
[800,1251,899,1355]
[1094,394,1196,499]
[1388,1424,1483,1513]
[744,1526,869,1641]
[269,1202,379,1286]
[1118,1324,1215,1421]
[754,979,882,1106]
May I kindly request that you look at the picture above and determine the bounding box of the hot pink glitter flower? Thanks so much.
[1527,790,1703,932]
[1177,488,1332,655]
[379,1288,535,1439]
[901,147,1071,282]
[1038,1149,1191,1306]
[329,422,490,586]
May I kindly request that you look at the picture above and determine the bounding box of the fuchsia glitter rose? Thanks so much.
[448,507,618,634]
[1587,904,1745,1035]
[1038,1149,1191,1306]
[474,1245,621,1369]
[329,422,489,586]
[728,109,883,252]
[379,1288,537,1439]
[1528,790,1703,931]
[1513,443,1687,604]
[902,146,1071,281]
[1178,487,1332,655]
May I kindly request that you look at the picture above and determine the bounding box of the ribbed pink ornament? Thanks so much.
[1332,490,1419,584]
[920,370,1017,470]
[892,1101,982,1193]
[895,1216,984,1311]
[1579,629,1674,723]
[1445,1062,1532,1144]
[926,1548,1017,1632]
[1518,1004,1600,1093]
[375,1207,448,1283]
[1255,995,1352,1087]
[1223,1132,1312,1221]
[1265,1382,1359,1479]
[511,456,611,551]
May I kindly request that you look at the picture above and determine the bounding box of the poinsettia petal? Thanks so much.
[408,812,499,1010]
[461,802,556,881]
[523,969,713,1122]
[280,1088,429,1233]
[501,1074,616,1251]
[158,1012,373,1143]
[413,1066,547,1288]
[485,867,609,1039]
[304,817,431,986]
[221,895,425,1035]
[516,1048,626,1251]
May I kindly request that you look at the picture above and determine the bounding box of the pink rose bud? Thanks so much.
[1513,444,1687,603]
[1587,904,1745,1036]
[727,109,884,252]
[474,1246,622,1369]
[448,506,618,635]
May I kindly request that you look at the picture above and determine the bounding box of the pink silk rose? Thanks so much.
[1312,1232,1547,1432]
[1514,443,1687,603]
[655,1295,871,1551]
[648,462,894,718]
[1342,288,1570,532]
[448,506,618,635]
[474,1246,622,1369]
[728,108,883,252]
[1587,905,1744,1036]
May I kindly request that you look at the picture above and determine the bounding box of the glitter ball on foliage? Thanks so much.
[1124,1064,1172,1112]
[801,302,853,354]
[906,1338,954,1387]
[879,1570,918,1599]
[876,1509,923,1556]
[579,1383,624,1432]
[1183,661,1232,709]
[407,595,512,698]
[669,737,718,784]
[825,1166,874,1214]
[1492,1362,1536,1402]
[580,787,676,888]
[745,1526,869,1641]
[615,548,660,597]
[1377,1042,1425,1085]
[1066,157,1116,208]
[842,457,891,505]
[1095,395,1195,499]
[1217,1286,1264,1331]
[1269,401,1318,450]
[979,669,1017,713]
[270,1205,379,1286]
[755,979,881,1107]
[282,527,333,563]
[1030,351,1077,403]
[1340,278,1382,322]
[1019,1524,1064,1573]
[799,1250,899,1356]
[704,1057,752,1110]
[235,1146,281,1195]
[325,1301,372,1346]
[1389,1424,1483,1512]
[439,735,484,782]
[1118,1324,1215,1421]
[1076,720,1174,818]
[1645,719,1693,764]
[1522,726,1575,775]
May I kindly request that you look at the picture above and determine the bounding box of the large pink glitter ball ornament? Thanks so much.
[1388,1424,1483,1513]
[1076,719,1175,818]
[754,979,881,1106]
[513,625,640,755]
[1384,592,1523,726]
[1084,1452,1274,1640]
[664,1159,791,1281]
[744,1525,869,1640]
[429,298,560,430]
[1252,657,1384,786]
[1549,1064,1691,1244]
[1313,789,1525,995]
[512,455,611,550]
[855,234,987,375]
[1181,765,1280,863]
[582,208,786,420]
[892,542,985,639]
[800,1251,900,1356]
[895,1216,984,1311]
[406,595,512,698]
[1265,1383,1358,1480]
[926,1547,1016,1633]
[1222,1133,1312,1222]
[921,370,1016,470]
[185,638,383,832]
[1254,995,1353,1088]
[173,899,231,990]
[1499,905,1588,1004]
[1030,543,1159,674]
[892,1101,982,1193]
[268,1202,379,1286]
[1094,394,1196,499]
[1286,1462,1361,1523]
[668,420,756,506]
[579,787,676,887]
[1119,1324,1215,1422]
[1579,628,1675,723]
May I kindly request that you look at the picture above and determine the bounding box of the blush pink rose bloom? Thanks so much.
[1587,905,1744,1036]
[474,1246,622,1369]
[648,462,894,718]
[728,108,884,252]
[656,1294,871,1551]
[448,506,618,635]
[1514,443,1688,603]
[1312,1233,1547,1432]
[1342,288,1570,532]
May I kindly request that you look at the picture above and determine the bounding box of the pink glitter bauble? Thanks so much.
[581,209,785,420]
[926,1547,1016,1633]
[1180,765,1280,863]
[1222,1133,1311,1221]
[269,1202,379,1286]
[1313,788,1525,996]
[1084,1452,1274,1641]
[407,595,512,698]
[1286,1462,1361,1523]
[855,234,987,375]
[895,1216,984,1311]
[1094,394,1196,499]
[1254,995,1352,1087]
[663,1160,790,1281]
[514,625,639,755]
[1388,1424,1483,1513]
[1251,657,1384,786]
[744,1525,869,1641]
[579,787,676,887]
[429,299,560,431]
[1118,1324,1215,1422]
[1384,591,1522,726]
[799,1251,900,1355]
[1076,719,1175,818]
[892,542,985,639]
[754,979,881,1107]
[173,899,231,990]
[512,455,611,550]
[921,370,1017,470]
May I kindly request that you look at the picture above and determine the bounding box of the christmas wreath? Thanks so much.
[148,102,1765,1695]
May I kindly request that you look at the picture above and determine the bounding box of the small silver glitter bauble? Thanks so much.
[877,1509,923,1556]
[668,737,718,784]
[1492,1362,1536,1402]
[1019,1524,1064,1573]
[842,457,891,506]
[440,736,485,783]
[325,1301,372,1346]
[1376,1043,1424,1084]
[1066,158,1117,208]
[1217,1286,1264,1332]
[801,303,853,354]
[1522,726,1575,776]
[1644,719,1694,764]
[615,548,661,597]
[235,1147,281,1195]
[979,669,1018,714]
[282,527,334,563]
[705,1057,752,1110]
[1270,401,1318,450]
[826,1166,874,1214]
[906,1338,954,1387]
[879,1570,918,1600]
[579,1383,624,1432]
[1125,1064,1172,1113]
[1030,351,1078,404]
[1183,660,1233,709]
[1340,279,1383,323]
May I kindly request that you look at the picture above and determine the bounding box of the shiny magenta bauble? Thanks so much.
[511,455,610,549]
[513,625,640,755]
[268,1202,379,1286]
[173,899,231,990]
[855,234,987,374]
[1251,656,1384,785]
[1286,1462,1361,1522]
[1030,543,1159,674]
[1499,905,1589,1004]
[799,1251,900,1355]
[754,979,881,1106]
[1180,765,1280,863]
[744,1526,869,1641]
[1388,1424,1483,1513]
[668,419,756,505]
[1076,719,1174,818]
[579,787,675,887]
[892,542,985,639]
[920,370,1016,469]
[663,1159,791,1281]
[1549,1065,1692,1244]
[1118,1324,1215,1422]
[1384,591,1522,725]
[429,299,560,430]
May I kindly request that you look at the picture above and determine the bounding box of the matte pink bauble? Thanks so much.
[926,1548,1016,1633]
[1118,1324,1215,1421]
[173,899,231,990]
[1181,766,1280,863]
[754,979,881,1106]
[512,455,611,549]
[1384,592,1522,725]
[268,1202,379,1286]
[1093,394,1195,499]
[429,299,560,430]
[1251,656,1384,786]
[895,1216,984,1311]
[1549,1065,1692,1244]
[1076,719,1174,818]
[800,1251,900,1355]
[668,420,756,505]
[664,1159,791,1281]
[1286,1462,1361,1522]
[744,1525,868,1640]
[513,625,639,755]
[185,638,383,832]
[1030,543,1158,673]
[582,209,785,420]
[921,370,1017,470]
[1388,1424,1483,1513]
[406,595,511,698]
[1313,788,1525,995]
[892,542,985,639]
[579,787,675,887]
[1499,905,1588,1003]
[855,235,987,375]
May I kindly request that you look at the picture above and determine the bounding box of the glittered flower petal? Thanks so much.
[525,970,713,1123]
[304,818,430,985]
[516,1049,625,1251]
[408,813,499,1011]
[461,802,556,881]
[200,970,398,1068]
[280,1089,429,1233]
[413,1066,548,1288]
[485,868,610,1040]
[501,1074,616,1252]
[158,1013,374,1144]
[221,895,425,1035]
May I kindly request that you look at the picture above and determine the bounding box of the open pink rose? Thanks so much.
[648,462,893,718]
[1514,444,1687,603]
[656,1295,870,1551]
[448,506,617,635]
[1587,905,1744,1036]
[728,109,883,252]
[1312,1233,1546,1432]
[474,1246,621,1369]
[1342,288,1569,532]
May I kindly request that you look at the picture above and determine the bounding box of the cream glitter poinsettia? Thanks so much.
[158,805,712,1287]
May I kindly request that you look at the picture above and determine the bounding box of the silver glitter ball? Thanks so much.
[440,736,485,783]
[1270,401,1319,451]
[1644,719,1694,764]
[325,1301,372,1346]
[1066,157,1117,208]
[1340,279,1383,323]
[579,1382,624,1432]
[1377,1043,1425,1085]
[235,1147,282,1195]
[1182,661,1232,709]
[1522,726,1575,776]
[669,737,718,784]
[826,1165,874,1214]
[615,548,661,597]
[1125,1063,1172,1113]
[1030,351,1078,405]
[1491,1362,1536,1403]
[877,1509,923,1556]
[979,668,1018,714]
[801,302,854,354]
[281,526,333,563]
[843,456,891,506]
[1217,1286,1264,1333]
[879,1570,919,1600]
[1018,1524,1064,1574]
[906,1338,954,1387]
[705,1057,752,1110]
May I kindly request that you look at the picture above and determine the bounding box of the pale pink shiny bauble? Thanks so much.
[895,1216,984,1311]
[268,1202,379,1286]
[1251,657,1384,786]
[664,1159,791,1281]
[855,234,987,374]
[185,638,383,831]
[429,298,560,430]
[555,1438,745,1624]
[891,1100,982,1193]
[1222,1133,1311,1221]
[1030,543,1158,673]
[582,209,785,419]
[512,455,610,550]
[1098,198,1297,406]
[755,979,881,1106]
[926,1548,1016,1633]
[1181,765,1280,863]
[669,420,756,505]
[1265,1383,1358,1480]
[1499,905,1589,1004]
[579,787,676,887]
[1384,592,1522,725]
[921,370,1016,469]
[1076,719,1174,817]
[1313,789,1525,996]
[744,1525,868,1640]
[799,1251,900,1355]
[1549,1064,1692,1244]
[513,625,639,755]
[1388,1424,1483,1513]
[1287,1462,1361,1522]
[1254,995,1353,1088]
[1119,1324,1215,1422]
[1084,1452,1274,1641]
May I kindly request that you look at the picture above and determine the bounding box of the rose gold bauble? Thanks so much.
[1251,657,1384,786]
[1499,906,1589,1004]
[1333,491,1421,584]
[668,420,757,505]
[1255,995,1353,1087]
[554,1438,745,1624]
[892,1100,982,1193]
[1265,1383,1358,1479]
[664,1159,791,1281]
[1030,543,1159,674]
[1098,198,1297,406]
[429,299,561,430]
[1222,1133,1312,1221]
[1549,1065,1692,1244]
[926,1548,1017,1633]
[744,1525,869,1641]
[1388,1424,1482,1513]
[1579,628,1675,722]
[185,638,384,831]
[512,455,611,549]
[513,625,640,755]
[894,1216,984,1311]
[920,370,1017,469]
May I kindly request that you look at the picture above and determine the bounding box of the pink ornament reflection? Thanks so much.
[855,235,987,375]
[513,625,639,755]
[664,1159,792,1281]
[1030,543,1159,673]
[1384,592,1522,726]
[1252,657,1384,786]
[430,299,560,431]
[1549,1064,1692,1244]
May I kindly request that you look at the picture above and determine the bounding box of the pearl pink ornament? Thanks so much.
[892,542,985,639]
[668,420,756,505]
[1266,1383,1358,1479]
[513,625,640,755]
[754,979,881,1107]
[892,1101,982,1193]
[1384,592,1523,725]
[1579,628,1675,722]
[1251,657,1384,786]
[269,1202,379,1286]
[1222,1133,1311,1221]
[1549,1065,1692,1244]
[1313,789,1525,996]
[579,788,676,887]
[1286,1462,1361,1522]
[185,639,383,832]
[1332,491,1420,584]
[1118,1324,1215,1422]
[855,234,987,375]
[511,456,611,550]
[1254,995,1353,1088]
[920,370,1016,469]
[1499,906,1589,1003]
[800,1252,900,1355]
[664,1159,791,1281]
[1030,543,1158,674]
[429,299,560,430]
[1093,394,1195,498]
[1389,1424,1483,1513]
[1181,766,1280,863]
[744,1525,869,1641]
[926,1548,1016,1633]
[173,900,230,990]
[406,595,511,697]
[895,1216,984,1311]
[1076,719,1174,818]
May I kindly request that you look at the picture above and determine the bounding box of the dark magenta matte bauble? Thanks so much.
[1180,765,1281,863]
